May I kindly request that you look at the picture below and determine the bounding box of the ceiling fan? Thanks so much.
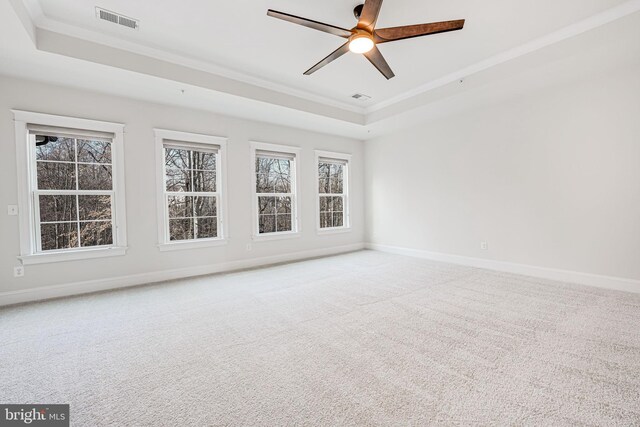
[267,0,465,80]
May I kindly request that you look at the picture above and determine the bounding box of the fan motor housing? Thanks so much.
[353,4,364,20]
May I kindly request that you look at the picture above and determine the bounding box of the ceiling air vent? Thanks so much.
[95,7,139,30]
[351,93,371,101]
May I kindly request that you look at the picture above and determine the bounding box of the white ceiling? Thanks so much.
[25,0,631,107]
[1,0,639,139]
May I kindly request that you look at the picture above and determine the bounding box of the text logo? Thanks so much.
[1,405,69,427]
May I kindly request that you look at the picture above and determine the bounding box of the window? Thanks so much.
[34,131,114,250]
[13,111,127,264]
[251,142,300,239]
[155,130,227,250]
[316,151,351,232]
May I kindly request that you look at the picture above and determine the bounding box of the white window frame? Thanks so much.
[13,110,128,265]
[315,150,352,234]
[154,129,228,251]
[250,141,301,241]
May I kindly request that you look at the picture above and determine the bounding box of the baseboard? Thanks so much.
[0,243,365,306]
[366,243,640,294]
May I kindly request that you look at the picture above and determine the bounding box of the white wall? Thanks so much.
[2,58,639,303]
[0,76,364,299]
[365,63,640,282]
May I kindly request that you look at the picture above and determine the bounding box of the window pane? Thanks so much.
[195,196,216,217]
[318,163,331,180]
[333,212,344,227]
[169,218,194,240]
[276,215,292,232]
[273,160,291,193]
[168,195,193,219]
[319,196,328,213]
[274,172,291,193]
[77,139,111,164]
[332,196,344,212]
[319,196,332,212]
[277,159,291,174]
[192,151,216,171]
[41,222,78,251]
[165,148,191,169]
[78,195,112,221]
[39,195,77,223]
[257,157,291,193]
[166,168,191,192]
[258,196,276,215]
[259,215,276,233]
[35,137,75,162]
[193,170,216,192]
[256,157,274,174]
[78,164,113,190]
[37,162,76,190]
[330,176,343,194]
[256,172,275,193]
[80,222,113,247]
[276,196,291,214]
[330,164,343,180]
[320,213,332,229]
[330,164,344,194]
[196,217,217,239]
[318,177,330,194]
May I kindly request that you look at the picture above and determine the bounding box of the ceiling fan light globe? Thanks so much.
[349,35,374,54]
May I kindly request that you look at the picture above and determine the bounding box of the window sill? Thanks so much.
[317,227,352,235]
[158,239,228,252]
[19,246,128,265]
[252,231,301,242]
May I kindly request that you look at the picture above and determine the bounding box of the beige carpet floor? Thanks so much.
[1,250,639,426]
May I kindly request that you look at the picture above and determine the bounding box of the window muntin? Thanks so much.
[32,132,115,252]
[318,157,348,229]
[163,144,220,241]
[255,152,296,234]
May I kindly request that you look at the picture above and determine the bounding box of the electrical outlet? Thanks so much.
[7,205,18,216]
[480,241,488,251]
[14,266,24,277]
[246,243,252,252]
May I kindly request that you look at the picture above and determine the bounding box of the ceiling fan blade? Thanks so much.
[267,10,353,38]
[304,42,350,75]
[363,46,395,80]
[374,20,465,43]
[357,0,383,32]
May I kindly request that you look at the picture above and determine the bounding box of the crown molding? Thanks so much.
[19,0,44,23]
[8,0,37,43]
